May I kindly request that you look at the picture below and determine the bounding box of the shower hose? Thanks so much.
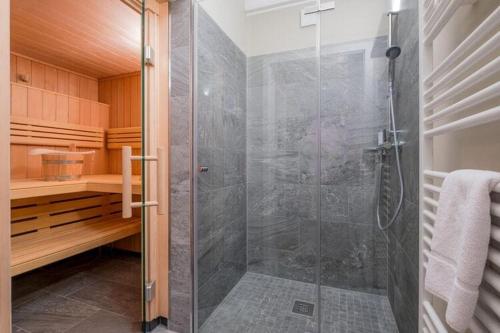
[376,84,404,230]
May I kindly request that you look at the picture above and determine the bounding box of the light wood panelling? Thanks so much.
[69,73,80,97]
[68,98,80,124]
[10,52,16,82]
[10,192,141,276]
[99,72,141,127]
[27,88,42,119]
[11,83,27,117]
[99,72,142,175]
[42,91,56,121]
[10,145,28,179]
[96,77,143,255]
[10,83,110,179]
[11,0,141,78]
[56,94,69,123]
[80,100,91,126]
[31,61,45,89]
[44,67,57,92]
[57,70,69,95]
[16,55,31,84]
[11,54,99,101]
[11,82,107,125]
[0,0,10,329]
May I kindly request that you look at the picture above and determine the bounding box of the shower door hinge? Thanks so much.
[145,281,156,302]
[144,45,155,66]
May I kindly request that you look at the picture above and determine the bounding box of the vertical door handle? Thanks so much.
[157,147,166,215]
[122,146,166,218]
[122,146,133,218]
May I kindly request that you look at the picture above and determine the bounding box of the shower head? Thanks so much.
[386,11,401,60]
[386,45,401,59]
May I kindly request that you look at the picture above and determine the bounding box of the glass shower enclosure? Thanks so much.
[193,0,397,332]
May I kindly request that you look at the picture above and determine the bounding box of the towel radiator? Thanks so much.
[420,1,500,332]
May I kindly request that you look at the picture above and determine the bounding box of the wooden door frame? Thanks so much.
[123,0,170,323]
[136,0,170,323]
[0,0,11,332]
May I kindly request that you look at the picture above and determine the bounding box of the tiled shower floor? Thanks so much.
[200,272,398,333]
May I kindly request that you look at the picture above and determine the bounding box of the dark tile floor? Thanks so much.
[12,248,170,333]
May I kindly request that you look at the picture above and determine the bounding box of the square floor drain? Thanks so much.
[292,300,314,316]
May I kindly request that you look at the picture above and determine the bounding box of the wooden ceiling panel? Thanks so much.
[11,0,141,78]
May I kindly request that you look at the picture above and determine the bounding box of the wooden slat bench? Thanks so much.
[10,174,141,200]
[10,192,141,276]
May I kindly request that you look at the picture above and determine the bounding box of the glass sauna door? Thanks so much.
[140,1,148,328]
[194,1,321,332]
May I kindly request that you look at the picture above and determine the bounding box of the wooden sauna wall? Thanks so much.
[99,72,142,252]
[98,72,141,175]
[10,54,110,178]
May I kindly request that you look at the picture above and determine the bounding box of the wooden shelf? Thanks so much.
[11,216,141,276]
[10,174,141,200]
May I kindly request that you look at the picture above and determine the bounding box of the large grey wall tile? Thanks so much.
[169,0,193,332]
[320,222,387,294]
[195,7,247,327]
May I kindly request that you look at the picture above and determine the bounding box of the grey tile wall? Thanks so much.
[196,7,247,328]
[169,0,193,332]
[247,38,389,295]
[386,1,420,332]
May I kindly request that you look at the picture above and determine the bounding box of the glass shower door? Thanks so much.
[193,1,322,332]
[318,1,398,332]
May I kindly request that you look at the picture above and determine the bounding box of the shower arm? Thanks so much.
[387,12,397,49]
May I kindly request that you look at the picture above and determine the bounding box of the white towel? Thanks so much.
[425,169,500,332]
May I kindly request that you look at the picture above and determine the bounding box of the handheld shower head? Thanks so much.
[386,45,401,60]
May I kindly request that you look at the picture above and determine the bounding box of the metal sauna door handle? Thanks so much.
[122,146,166,218]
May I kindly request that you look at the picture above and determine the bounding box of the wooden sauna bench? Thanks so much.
[10,184,142,276]
[10,174,141,200]
[9,83,144,276]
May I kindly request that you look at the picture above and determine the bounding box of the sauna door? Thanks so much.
[121,1,167,328]
[121,2,157,327]
[138,1,167,328]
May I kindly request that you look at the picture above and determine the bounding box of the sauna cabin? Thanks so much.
[9,0,144,276]
[3,1,170,331]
